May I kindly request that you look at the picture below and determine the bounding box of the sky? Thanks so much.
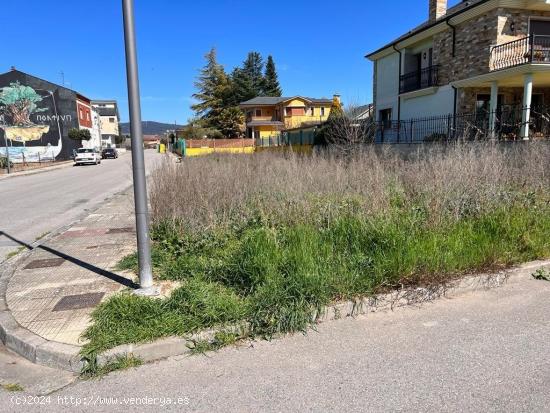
[2,0,462,124]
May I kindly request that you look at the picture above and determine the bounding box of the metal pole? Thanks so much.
[4,139,10,174]
[122,0,156,294]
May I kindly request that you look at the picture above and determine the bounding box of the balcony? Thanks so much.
[399,65,440,94]
[491,35,550,71]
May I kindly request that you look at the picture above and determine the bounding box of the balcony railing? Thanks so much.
[399,65,440,94]
[490,35,550,71]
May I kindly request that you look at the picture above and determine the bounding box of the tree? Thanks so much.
[0,82,47,126]
[315,100,376,153]
[217,107,245,138]
[231,52,265,103]
[114,135,127,145]
[68,128,92,141]
[179,124,223,140]
[263,55,282,97]
[191,48,232,125]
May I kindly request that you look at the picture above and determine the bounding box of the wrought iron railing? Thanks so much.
[490,35,550,71]
[399,65,440,94]
[375,105,550,143]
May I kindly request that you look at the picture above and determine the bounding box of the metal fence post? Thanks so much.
[4,141,11,174]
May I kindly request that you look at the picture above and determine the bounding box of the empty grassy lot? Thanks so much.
[81,143,550,366]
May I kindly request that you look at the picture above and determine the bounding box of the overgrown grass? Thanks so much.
[82,143,550,364]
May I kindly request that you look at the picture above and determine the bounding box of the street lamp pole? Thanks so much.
[122,0,157,294]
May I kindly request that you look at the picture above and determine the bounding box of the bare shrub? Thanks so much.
[149,142,550,230]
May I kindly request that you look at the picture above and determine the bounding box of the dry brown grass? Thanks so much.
[150,142,550,229]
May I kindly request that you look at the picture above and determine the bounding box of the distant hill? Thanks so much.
[120,121,186,135]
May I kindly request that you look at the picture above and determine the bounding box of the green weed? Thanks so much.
[1,383,24,392]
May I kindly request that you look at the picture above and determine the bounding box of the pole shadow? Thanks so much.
[0,230,139,289]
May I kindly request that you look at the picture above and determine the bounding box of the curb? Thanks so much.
[1,257,549,372]
[0,249,84,373]
[0,188,138,373]
[0,161,75,180]
[96,259,550,369]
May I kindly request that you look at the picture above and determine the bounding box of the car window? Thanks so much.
[77,149,94,153]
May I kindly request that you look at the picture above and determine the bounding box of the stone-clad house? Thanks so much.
[367,0,550,139]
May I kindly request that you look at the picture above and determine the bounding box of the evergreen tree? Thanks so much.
[217,107,245,138]
[314,96,345,145]
[263,55,282,97]
[191,48,231,126]
[231,52,264,103]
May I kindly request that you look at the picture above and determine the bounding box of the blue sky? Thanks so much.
[3,0,461,123]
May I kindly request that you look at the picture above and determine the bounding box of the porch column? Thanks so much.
[521,73,533,140]
[489,81,498,138]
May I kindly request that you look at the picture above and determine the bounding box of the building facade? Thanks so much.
[367,0,550,140]
[0,68,99,162]
[91,100,120,148]
[239,96,336,140]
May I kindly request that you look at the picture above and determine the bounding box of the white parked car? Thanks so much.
[74,148,101,166]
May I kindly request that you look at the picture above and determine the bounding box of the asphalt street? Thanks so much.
[0,150,161,262]
[0,270,548,412]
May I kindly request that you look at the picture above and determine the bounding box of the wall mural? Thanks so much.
[0,82,65,163]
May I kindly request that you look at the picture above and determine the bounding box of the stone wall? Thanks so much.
[458,87,550,114]
[434,8,550,85]
[433,8,500,84]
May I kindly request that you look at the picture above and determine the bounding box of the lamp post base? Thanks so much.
[133,286,161,297]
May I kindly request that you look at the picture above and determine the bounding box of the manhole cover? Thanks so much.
[53,292,105,312]
[107,227,135,234]
[24,258,65,269]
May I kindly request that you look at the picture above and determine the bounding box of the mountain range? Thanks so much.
[120,121,186,136]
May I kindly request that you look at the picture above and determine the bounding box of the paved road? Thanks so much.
[0,150,161,262]
[0,271,548,412]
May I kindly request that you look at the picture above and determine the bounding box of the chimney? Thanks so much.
[429,0,447,22]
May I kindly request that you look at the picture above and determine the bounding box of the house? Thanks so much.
[350,104,374,121]
[76,96,102,150]
[143,134,161,148]
[0,68,101,162]
[367,0,550,140]
[239,95,336,140]
[91,100,121,148]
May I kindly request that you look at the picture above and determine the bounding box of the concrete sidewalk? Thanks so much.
[2,189,138,349]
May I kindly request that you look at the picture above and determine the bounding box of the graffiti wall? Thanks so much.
[0,71,82,162]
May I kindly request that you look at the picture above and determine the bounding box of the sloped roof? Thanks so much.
[240,96,333,106]
[246,120,285,127]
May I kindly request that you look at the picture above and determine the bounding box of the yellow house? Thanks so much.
[239,95,337,140]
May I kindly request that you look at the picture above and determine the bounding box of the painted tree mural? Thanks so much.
[0,82,47,126]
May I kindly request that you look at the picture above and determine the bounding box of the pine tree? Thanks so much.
[231,52,265,103]
[263,55,282,97]
[191,48,231,126]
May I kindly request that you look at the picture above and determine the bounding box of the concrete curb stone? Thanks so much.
[94,259,550,370]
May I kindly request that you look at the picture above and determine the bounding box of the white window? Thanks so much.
[320,107,325,117]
